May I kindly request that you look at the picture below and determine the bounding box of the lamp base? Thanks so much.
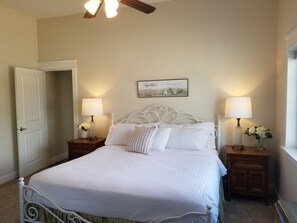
[232,125,245,150]
[234,125,242,146]
[89,117,96,140]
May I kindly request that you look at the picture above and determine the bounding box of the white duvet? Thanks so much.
[29,146,227,223]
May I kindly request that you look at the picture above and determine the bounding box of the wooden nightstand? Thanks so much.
[67,137,106,160]
[225,146,271,205]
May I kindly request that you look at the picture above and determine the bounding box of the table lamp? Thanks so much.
[82,98,103,140]
[225,96,252,148]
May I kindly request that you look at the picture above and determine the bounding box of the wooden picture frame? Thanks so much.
[137,78,189,98]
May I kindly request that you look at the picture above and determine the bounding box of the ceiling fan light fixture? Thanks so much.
[105,0,119,18]
[84,0,101,15]
[105,0,119,10]
[83,0,156,19]
[105,9,118,18]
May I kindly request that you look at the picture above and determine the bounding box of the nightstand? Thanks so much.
[67,137,106,160]
[225,146,271,205]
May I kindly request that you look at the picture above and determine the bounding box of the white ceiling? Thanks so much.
[0,0,171,19]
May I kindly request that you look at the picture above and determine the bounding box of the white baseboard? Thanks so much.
[0,154,68,185]
[0,171,19,185]
[48,152,68,165]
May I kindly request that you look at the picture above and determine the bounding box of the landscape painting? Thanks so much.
[137,79,188,98]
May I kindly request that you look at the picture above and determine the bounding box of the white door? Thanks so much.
[15,67,48,177]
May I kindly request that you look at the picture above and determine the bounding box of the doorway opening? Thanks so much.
[39,60,78,166]
[46,70,73,165]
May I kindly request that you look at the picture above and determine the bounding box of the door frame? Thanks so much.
[38,60,78,139]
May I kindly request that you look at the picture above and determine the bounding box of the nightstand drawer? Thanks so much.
[69,149,91,159]
[70,146,95,153]
[70,144,97,151]
[67,137,106,160]
[231,156,266,170]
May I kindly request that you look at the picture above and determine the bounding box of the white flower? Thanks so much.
[244,125,272,140]
[256,126,267,138]
[77,122,90,131]
[248,126,256,135]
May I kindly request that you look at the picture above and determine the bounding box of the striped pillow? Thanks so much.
[126,127,157,155]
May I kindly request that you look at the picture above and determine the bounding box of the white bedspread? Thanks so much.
[29,146,226,223]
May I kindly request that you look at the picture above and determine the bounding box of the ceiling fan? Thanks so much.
[84,0,156,19]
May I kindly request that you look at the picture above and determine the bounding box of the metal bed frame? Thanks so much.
[19,104,221,223]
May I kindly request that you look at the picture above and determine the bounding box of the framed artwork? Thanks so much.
[137,78,188,98]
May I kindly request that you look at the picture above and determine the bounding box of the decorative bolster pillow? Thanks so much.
[126,127,157,155]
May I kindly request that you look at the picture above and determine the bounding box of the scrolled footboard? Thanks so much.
[156,206,212,223]
[18,178,92,223]
[19,177,213,223]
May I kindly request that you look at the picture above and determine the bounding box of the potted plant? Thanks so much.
[77,122,90,139]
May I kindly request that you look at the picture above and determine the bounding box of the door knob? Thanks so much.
[19,127,28,131]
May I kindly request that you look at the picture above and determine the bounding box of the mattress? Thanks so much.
[29,146,227,223]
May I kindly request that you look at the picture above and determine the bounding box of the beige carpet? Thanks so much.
[0,178,26,223]
[0,177,278,223]
[225,195,278,223]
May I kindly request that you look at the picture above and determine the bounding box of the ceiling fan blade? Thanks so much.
[84,11,96,18]
[120,0,156,14]
[83,3,102,19]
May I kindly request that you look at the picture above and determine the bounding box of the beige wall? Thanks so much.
[275,0,297,200]
[0,5,38,184]
[0,0,278,185]
[38,0,277,149]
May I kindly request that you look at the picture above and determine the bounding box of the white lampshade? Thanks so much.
[225,97,252,119]
[225,96,252,147]
[82,98,103,116]
[84,0,101,15]
[81,98,103,140]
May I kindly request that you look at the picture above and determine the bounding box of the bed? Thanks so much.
[18,104,227,223]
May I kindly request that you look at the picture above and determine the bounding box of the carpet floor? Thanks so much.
[224,195,278,223]
[0,178,278,223]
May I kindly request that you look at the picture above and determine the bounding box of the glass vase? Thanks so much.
[255,138,264,150]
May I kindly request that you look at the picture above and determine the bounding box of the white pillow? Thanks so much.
[160,122,214,130]
[151,127,172,152]
[136,123,159,128]
[166,127,213,151]
[105,123,136,146]
[161,122,216,150]
[126,127,157,155]
[190,122,216,149]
